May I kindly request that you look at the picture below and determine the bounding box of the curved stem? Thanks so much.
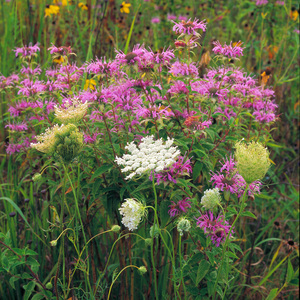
[107,265,139,300]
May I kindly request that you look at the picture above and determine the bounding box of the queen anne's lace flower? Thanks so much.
[115,135,181,180]
[119,198,146,231]
[201,188,221,210]
[54,98,88,124]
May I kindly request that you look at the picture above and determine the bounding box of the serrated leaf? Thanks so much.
[196,260,210,285]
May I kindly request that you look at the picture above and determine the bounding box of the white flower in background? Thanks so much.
[115,135,180,180]
[119,198,146,231]
[54,98,88,124]
[201,188,222,210]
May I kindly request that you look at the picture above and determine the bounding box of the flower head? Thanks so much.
[212,41,245,58]
[168,198,191,217]
[120,2,131,14]
[115,135,181,180]
[196,211,233,247]
[45,5,60,17]
[172,18,206,37]
[201,188,221,210]
[177,218,191,236]
[119,198,146,231]
[235,141,271,184]
[54,98,88,124]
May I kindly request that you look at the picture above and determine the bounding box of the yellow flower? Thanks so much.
[45,5,60,17]
[53,56,64,64]
[290,9,299,21]
[120,2,131,14]
[84,79,97,90]
[78,2,88,10]
[62,0,71,6]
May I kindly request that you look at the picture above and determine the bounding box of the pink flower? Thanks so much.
[13,43,40,57]
[150,156,192,185]
[167,14,177,21]
[169,61,198,77]
[169,198,191,217]
[196,211,233,247]
[212,41,245,58]
[48,44,72,55]
[151,17,160,24]
[5,122,28,132]
[254,0,268,5]
[172,18,206,36]
[178,15,187,21]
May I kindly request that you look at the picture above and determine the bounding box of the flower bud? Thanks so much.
[138,266,147,275]
[235,141,271,184]
[32,173,42,182]
[177,218,191,236]
[150,224,160,238]
[111,225,121,233]
[50,240,57,247]
[46,282,53,289]
[144,238,152,246]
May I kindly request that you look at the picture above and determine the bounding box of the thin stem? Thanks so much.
[107,265,139,300]
[212,184,249,300]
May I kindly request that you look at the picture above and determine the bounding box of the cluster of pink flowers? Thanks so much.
[149,156,192,185]
[13,43,40,57]
[172,18,207,36]
[212,41,245,58]
[210,156,261,197]
[168,198,191,217]
[196,211,233,247]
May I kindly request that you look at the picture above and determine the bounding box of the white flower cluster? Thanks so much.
[30,124,65,153]
[201,188,221,210]
[54,98,88,124]
[119,198,146,231]
[115,135,180,180]
[177,218,191,236]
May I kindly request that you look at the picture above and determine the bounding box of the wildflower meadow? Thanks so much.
[0,0,299,299]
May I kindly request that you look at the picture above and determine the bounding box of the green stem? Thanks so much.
[212,184,249,300]
[179,235,187,300]
[107,265,139,300]
[62,163,93,299]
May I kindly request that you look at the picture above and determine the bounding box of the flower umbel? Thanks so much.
[235,141,271,184]
[177,218,191,236]
[115,135,181,180]
[201,188,222,210]
[119,198,146,231]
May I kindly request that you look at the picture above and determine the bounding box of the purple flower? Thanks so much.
[196,211,233,247]
[13,43,40,57]
[48,44,72,55]
[210,156,261,197]
[5,122,28,132]
[169,61,198,77]
[254,0,268,5]
[149,156,192,185]
[178,15,187,21]
[172,18,206,36]
[168,198,191,217]
[167,14,177,21]
[212,41,245,58]
[151,17,160,24]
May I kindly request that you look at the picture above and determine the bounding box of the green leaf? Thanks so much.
[265,288,278,300]
[196,260,210,285]
[9,276,19,289]
[91,164,112,180]
[23,281,36,300]
[31,294,46,300]
[287,259,294,282]
[241,211,257,219]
